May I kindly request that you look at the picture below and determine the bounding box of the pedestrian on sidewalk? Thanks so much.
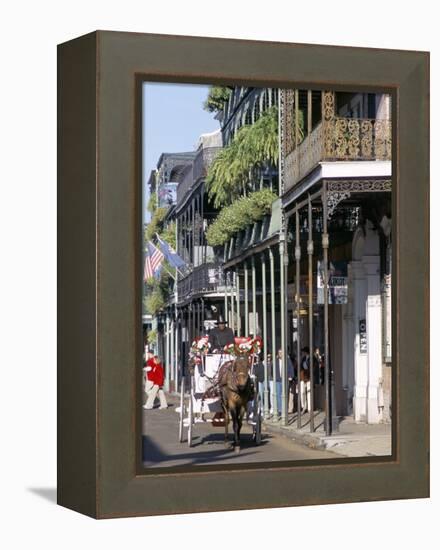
[268,350,294,417]
[314,347,324,385]
[288,353,297,413]
[300,347,312,413]
[143,351,155,396]
[266,353,280,416]
[277,349,295,413]
[252,354,266,408]
[143,355,168,410]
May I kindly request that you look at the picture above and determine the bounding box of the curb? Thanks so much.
[261,419,392,456]
[262,420,329,451]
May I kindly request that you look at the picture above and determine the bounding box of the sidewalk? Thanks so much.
[262,410,392,458]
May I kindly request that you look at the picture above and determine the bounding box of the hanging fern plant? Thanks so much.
[206,189,277,246]
[206,106,279,208]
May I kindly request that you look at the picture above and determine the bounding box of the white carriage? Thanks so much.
[177,337,262,447]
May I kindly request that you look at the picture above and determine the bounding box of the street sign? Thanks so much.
[317,260,348,304]
[359,319,367,353]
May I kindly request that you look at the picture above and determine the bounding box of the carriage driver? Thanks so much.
[208,314,235,352]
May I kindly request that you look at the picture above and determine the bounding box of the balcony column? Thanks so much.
[308,197,315,432]
[236,268,241,337]
[186,305,190,350]
[192,198,195,265]
[192,303,196,346]
[295,209,302,428]
[322,184,334,436]
[279,236,288,426]
[198,192,203,266]
[224,270,228,321]
[170,310,175,391]
[269,247,278,418]
[175,309,180,387]
[244,261,249,335]
[251,256,257,337]
[200,186,205,264]
[196,195,200,267]
[261,252,269,419]
[186,210,190,264]
[184,213,187,263]
[200,297,205,335]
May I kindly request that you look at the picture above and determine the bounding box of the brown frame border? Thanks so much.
[57,30,429,518]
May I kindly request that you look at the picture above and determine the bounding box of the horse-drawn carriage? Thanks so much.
[177,336,262,452]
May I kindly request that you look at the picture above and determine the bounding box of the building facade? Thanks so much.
[145,86,392,431]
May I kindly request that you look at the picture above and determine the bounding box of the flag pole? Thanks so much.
[161,264,177,281]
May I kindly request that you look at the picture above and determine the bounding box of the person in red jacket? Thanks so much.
[143,351,155,396]
[143,355,168,410]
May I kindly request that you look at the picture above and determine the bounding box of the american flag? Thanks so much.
[144,241,164,281]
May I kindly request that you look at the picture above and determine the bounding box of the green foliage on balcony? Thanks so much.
[144,285,165,315]
[205,188,277,246]
[206,106,279,208]
[203,86,233,113]
[147,191,157,214]
[144,207,168,242]
[161,220,176,249]
[146,328,157,345]
[143,264,174,315]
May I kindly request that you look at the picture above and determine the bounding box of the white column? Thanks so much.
[352,260,368,423]
[363,256,382,424]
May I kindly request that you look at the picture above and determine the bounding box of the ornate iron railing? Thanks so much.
[177,262,225,302]
[284,117,392,192]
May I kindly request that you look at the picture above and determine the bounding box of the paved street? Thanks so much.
[142,393,336,468]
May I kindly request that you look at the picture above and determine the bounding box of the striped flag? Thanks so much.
[144,252,153,281]
[144,241,164,281]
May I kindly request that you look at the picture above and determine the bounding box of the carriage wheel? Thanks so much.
[187,376,194,447]
[253,393,262,446]
[178,377,185,443]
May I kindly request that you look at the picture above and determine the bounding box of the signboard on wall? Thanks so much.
[158,182,177,207]
[317,260,348,304]
[359,319,367,353]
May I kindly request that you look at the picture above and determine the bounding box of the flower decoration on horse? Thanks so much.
[223,336,262,357]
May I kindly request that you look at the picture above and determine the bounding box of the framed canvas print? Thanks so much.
[57,31,429,518]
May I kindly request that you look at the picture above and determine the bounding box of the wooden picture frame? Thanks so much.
[57,31,429,518]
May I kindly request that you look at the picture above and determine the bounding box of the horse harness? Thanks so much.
[201,360,253,400]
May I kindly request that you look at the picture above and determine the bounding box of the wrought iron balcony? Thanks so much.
[284,116,392,193]
[176,146,221,207]
[177,262,225,303]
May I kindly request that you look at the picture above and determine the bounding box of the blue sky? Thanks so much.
[142,82,220,220]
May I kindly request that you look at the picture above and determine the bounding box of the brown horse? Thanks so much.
[218,355,254,452]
